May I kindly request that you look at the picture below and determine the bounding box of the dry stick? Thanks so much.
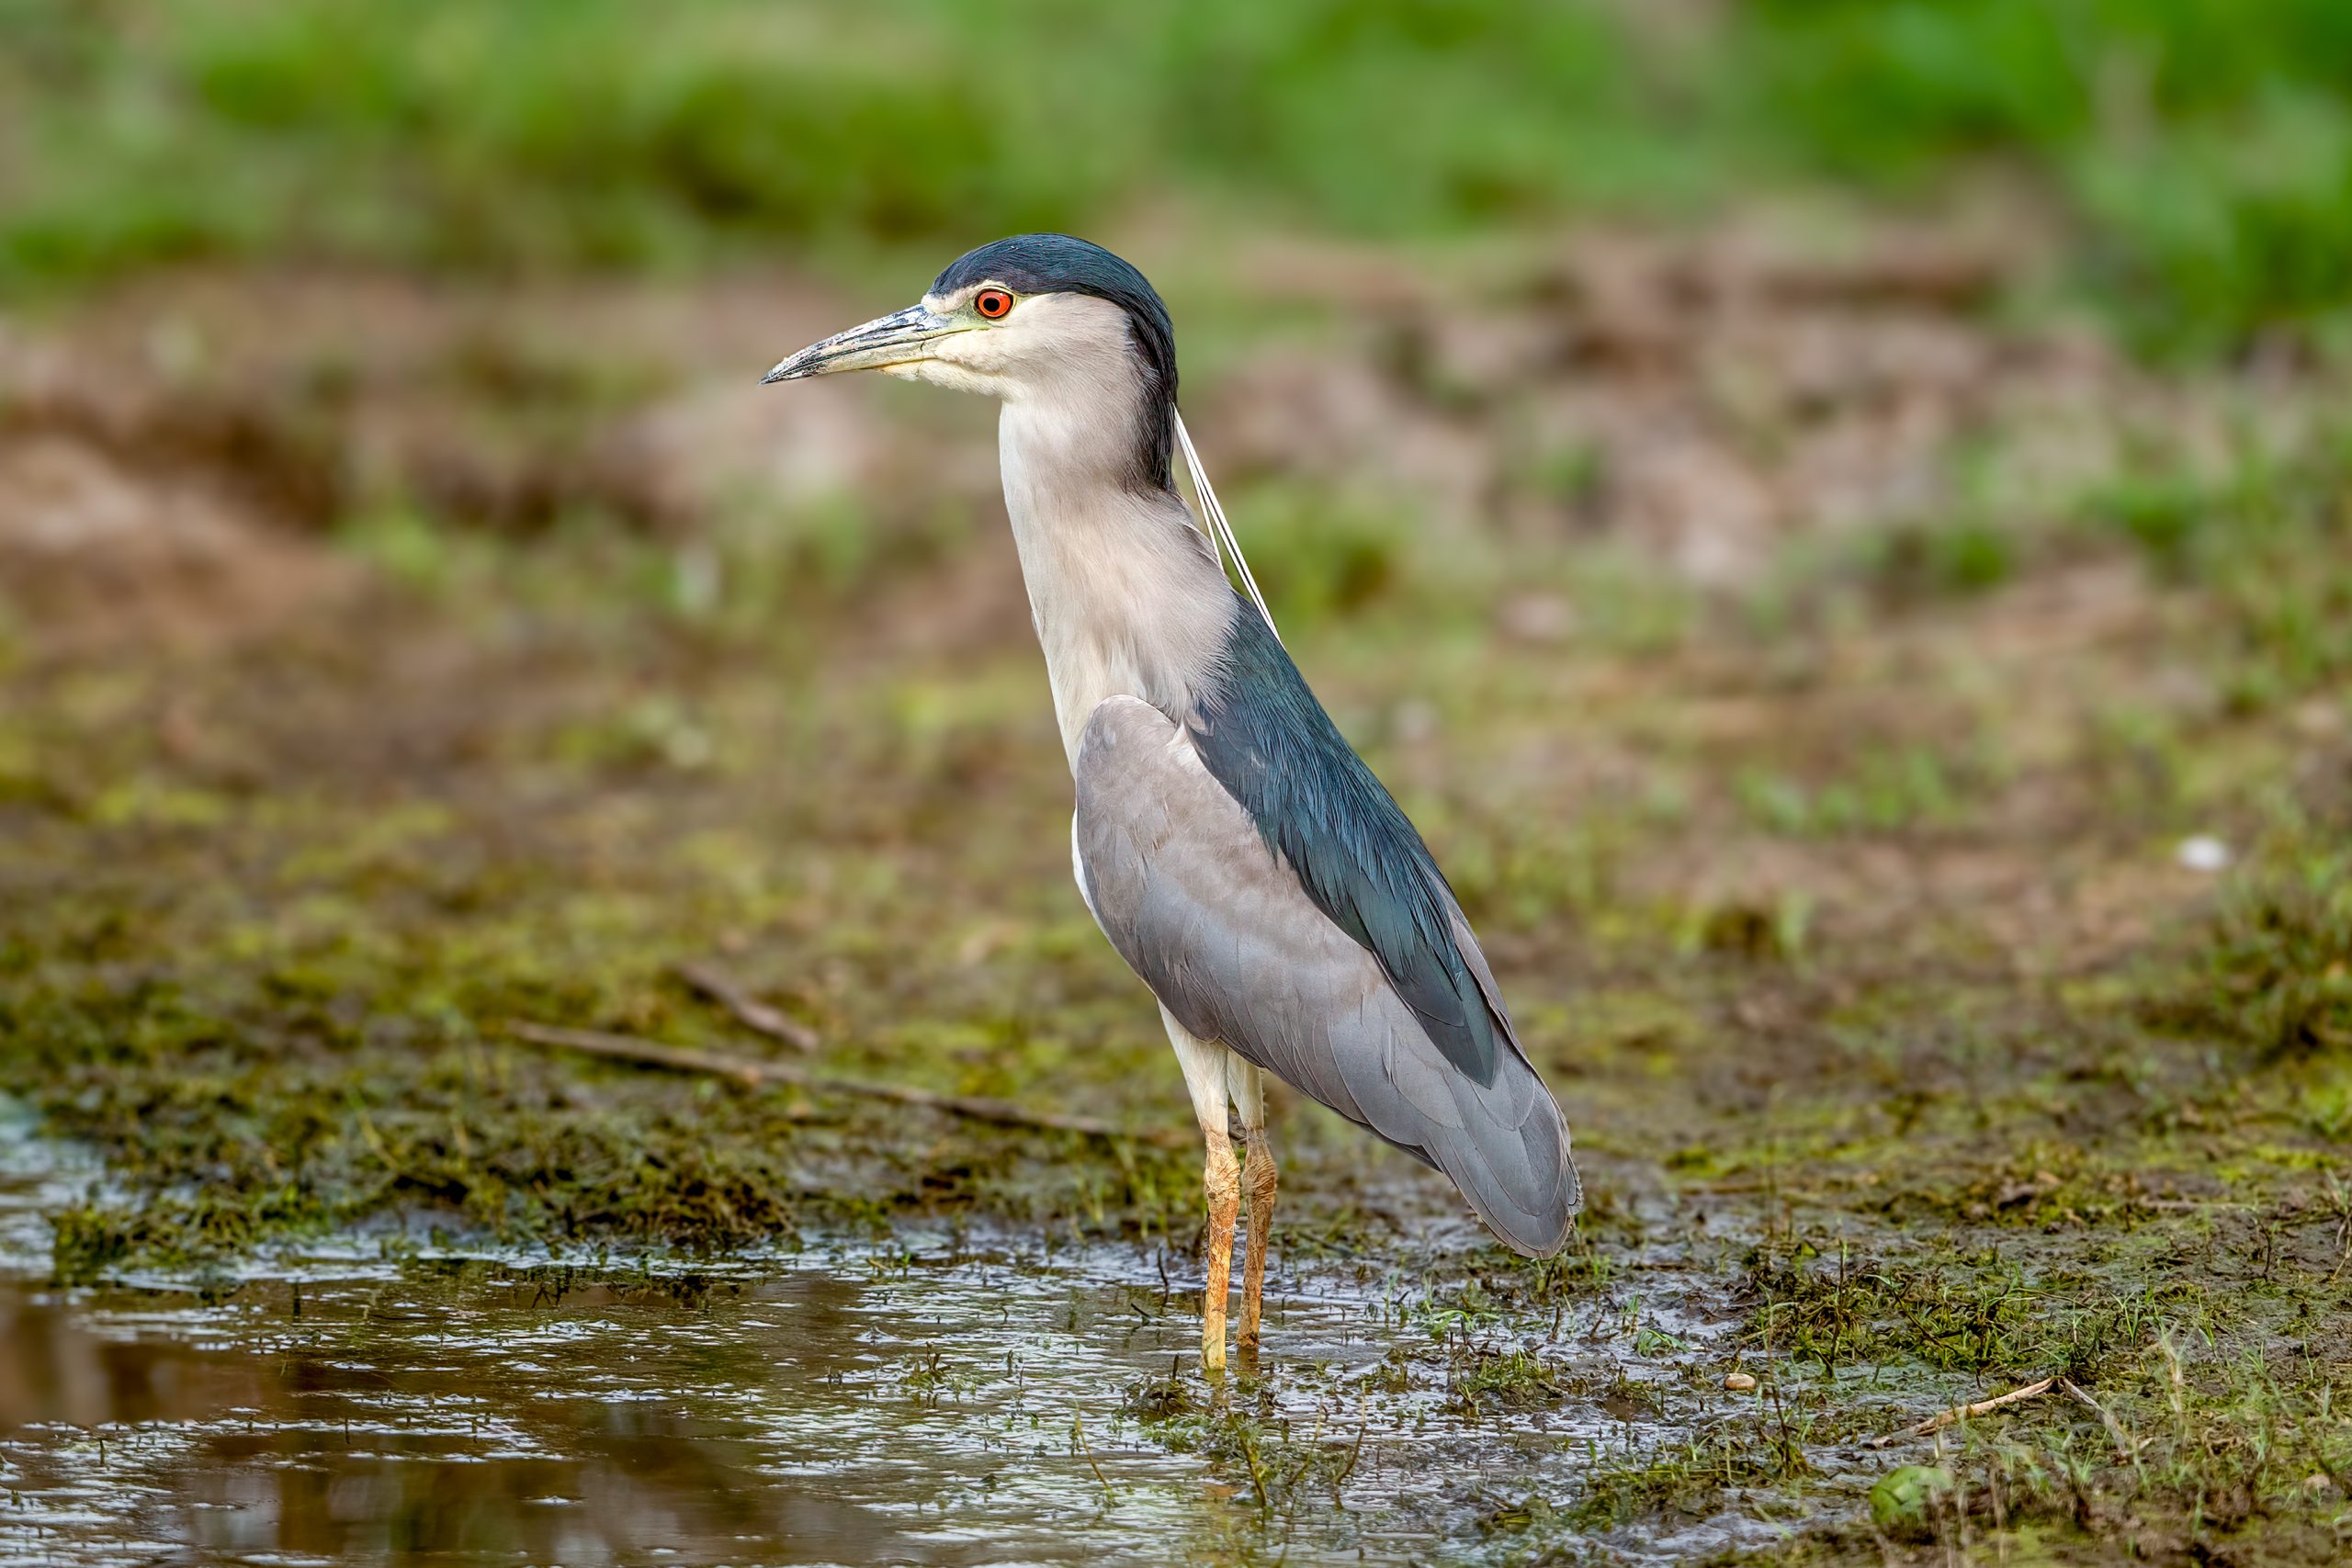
[2058,1377,2141,1462]
[673,960,819,1053]
[505,1021,1182,1145]
[1873,1376,2056,1447]
[509,1021,770,1086]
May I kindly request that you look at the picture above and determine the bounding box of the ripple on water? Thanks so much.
[1,1123,1770,1565]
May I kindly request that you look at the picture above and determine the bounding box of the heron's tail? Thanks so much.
[1425,1048,1581,1257]
[1334,1024,1581,1258]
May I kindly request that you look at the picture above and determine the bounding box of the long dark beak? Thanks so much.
[760,304,965,384]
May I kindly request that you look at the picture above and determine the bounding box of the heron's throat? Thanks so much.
[998,400,1237,769]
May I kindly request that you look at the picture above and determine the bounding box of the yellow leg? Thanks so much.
[1200,1132,1240,1374]
[1163,1007,1240,1376]
[1230,1056,1277,1363]
[1238,1132,1277,1359]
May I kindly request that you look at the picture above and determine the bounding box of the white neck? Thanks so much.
[997,397,1236,768]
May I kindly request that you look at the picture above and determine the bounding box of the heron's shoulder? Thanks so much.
[1076,693,1175,752]
[1072,694,1230,837]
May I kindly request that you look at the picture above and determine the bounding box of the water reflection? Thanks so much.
[0,1198,1743,1565]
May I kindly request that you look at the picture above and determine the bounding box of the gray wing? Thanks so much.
[1073,695,1580,1256]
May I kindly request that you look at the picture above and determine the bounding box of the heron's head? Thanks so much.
[763,234,1178,489]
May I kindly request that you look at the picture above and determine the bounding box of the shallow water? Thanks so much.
[0,1115,1787,1566]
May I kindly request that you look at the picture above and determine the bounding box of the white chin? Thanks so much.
[886,360,1006,398]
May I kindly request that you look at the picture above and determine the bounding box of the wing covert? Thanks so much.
[1073,694,1580,1255]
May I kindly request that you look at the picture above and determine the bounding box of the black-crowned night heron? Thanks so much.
[764,235,1579,1372]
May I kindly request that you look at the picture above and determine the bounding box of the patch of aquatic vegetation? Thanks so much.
[1740,1240,2198,1382]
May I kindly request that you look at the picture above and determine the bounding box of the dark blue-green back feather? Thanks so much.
[1186,604,1506,1088]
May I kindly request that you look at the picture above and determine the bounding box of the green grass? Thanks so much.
[1738,0,2352,348]
[1744,1242,2188,1382]
[6,1,2352,353]
[1760,431,2352,718]
[2147,840,2352,1057]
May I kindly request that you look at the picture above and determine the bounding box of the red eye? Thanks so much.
[974,288,1013,320]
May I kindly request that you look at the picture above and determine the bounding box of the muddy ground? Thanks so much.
[3,213,2349,1563]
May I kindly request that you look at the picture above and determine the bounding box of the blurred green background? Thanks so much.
[5,0,2350,353]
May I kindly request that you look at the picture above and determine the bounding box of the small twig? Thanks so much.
[2057,1377,2140,1463]
[1238,1427,1272,1511]
[1682,1180,1828,1201]
[1071,1406,1115,1501]
[1335,1400,1370,1492]
[506,1021,770,1086]
[1874,1376,2056,1446]
[505,1020,1182,1145]
[673,960,819,1053]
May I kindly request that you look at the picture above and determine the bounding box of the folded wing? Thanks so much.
[1074,694,1579,1256]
